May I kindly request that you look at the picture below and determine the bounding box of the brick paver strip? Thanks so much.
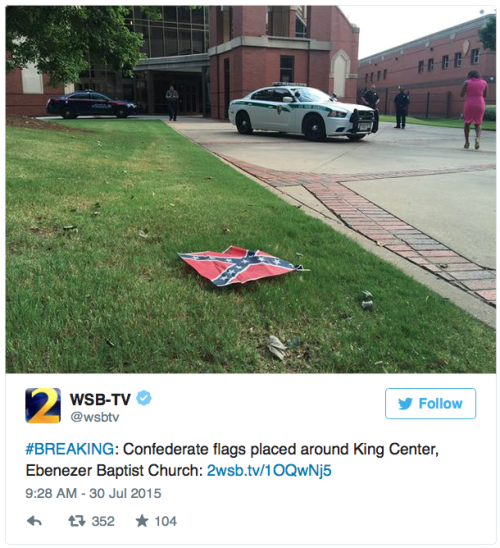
[219,155,496,307]
[477,290,496,301]
[462,279,497,290]
[445,263,483,271]
[450,270,496,281]
[426,255,471,264]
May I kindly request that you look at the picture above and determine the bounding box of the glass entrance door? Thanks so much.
[152,73,203,115]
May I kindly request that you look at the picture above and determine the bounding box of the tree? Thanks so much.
[6,6,159,85]
[478,14,496,52]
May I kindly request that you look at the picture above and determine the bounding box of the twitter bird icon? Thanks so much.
[398,397,413,410]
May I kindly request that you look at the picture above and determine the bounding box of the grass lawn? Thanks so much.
[6,120,495,374]
[379,115,496,131]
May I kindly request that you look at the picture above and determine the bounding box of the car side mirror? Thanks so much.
[283,97,294,103]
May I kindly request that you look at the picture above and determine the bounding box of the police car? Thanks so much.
[229,83,377,141]
[46,90,137,119]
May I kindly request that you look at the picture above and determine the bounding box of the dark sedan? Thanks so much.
[46,90,137,119]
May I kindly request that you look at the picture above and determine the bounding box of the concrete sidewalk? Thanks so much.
[169,117,496,322]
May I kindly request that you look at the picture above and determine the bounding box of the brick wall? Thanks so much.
[233,6,266,38]
[358,18,496,118]
[210,6,361,118]
[7,68,64,116]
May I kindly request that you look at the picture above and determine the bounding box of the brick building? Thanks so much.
[357,15,496,119]
[208,6,360,119]
[6,6,360,118]
[6,63,66,116]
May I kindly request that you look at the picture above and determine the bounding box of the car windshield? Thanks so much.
[292,87,332,103]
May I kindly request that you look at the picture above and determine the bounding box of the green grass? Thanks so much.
[6,120,495,374]
[379,115,496,131]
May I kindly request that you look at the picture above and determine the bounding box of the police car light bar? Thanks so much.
[272,82,307,87]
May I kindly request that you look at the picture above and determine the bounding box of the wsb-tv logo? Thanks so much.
[25,388,61,423]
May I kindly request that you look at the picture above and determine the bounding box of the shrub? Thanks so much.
[484,105,496,121]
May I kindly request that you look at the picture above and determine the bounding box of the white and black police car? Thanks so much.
[46,90,137,119]
[229,83,377,141]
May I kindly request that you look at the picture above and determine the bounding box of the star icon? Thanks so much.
[136,514,148,527]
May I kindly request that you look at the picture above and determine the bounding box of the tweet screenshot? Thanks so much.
[3,2,497,547]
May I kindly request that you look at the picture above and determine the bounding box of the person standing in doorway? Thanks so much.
[460,70,488,150]
[394,87,410,128]
[165,85,179,121]
[362,84,380,132]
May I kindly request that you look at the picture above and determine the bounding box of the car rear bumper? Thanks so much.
[46,103,59,115]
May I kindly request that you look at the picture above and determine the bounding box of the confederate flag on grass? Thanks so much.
[178,246,303,287]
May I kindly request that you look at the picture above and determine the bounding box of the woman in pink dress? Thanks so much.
[460,70,488,150]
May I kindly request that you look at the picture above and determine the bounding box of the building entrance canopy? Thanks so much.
[135,54,210,116]
[135,53,209,72]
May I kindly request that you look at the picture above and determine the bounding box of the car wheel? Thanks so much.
[236,111,253,134]
[303,115,326,142]
[61,107,76,120]
[347,134,366,141]
[116,108,128,119]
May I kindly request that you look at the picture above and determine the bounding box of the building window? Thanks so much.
[370,72,374,82]
[418,60,424,73]
[442,55,449,69]
[280,56,294,83]
[295,6,307,38]
[383,69,387,80]
[127,6,209,58]
[377,70,381,81]
[365,73,369,83]
[150,21,164,57]
[471,48,480,65]
[428,58,434,72]
[21,63,44,94]
[454,52,462,67]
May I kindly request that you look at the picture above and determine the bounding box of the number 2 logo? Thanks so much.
[26,388,61,423]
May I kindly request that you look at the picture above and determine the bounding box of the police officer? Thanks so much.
[362,85,380,133]
[362,85,380,109]
[165,85,179,121]
[394,87,410,129]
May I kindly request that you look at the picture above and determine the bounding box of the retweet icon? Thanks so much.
[398,397,413,410]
